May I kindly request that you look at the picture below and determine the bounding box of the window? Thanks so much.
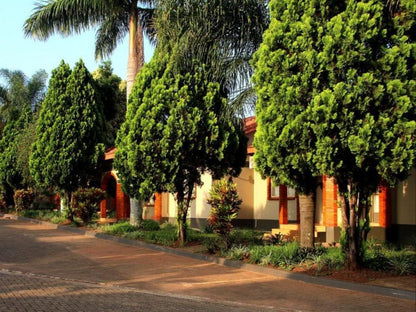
[287,187,296,199]
[267,179,297,201]
[268,179,280,200]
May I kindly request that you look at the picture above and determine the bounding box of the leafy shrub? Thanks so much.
[160,222,177,231]
[0,192,8,211]
[102,222,139,235]
[141,219,160,231]
[207,179,242,250]
[203,234,223,253]
[187,228,206,243]
[386,249,416,275]
[14,189,35,212]
[229,229,263,246]
[248,245,271,264]
[263,232,286,246]
[228,244,250,260]
[363,243,390,271]
[151,231,177,246]
[72,188,106,223]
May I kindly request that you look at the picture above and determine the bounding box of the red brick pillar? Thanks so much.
[279,185,288,224]
[154,193,162,221]
[378,185,391,228]
[100,198,107,219]
[116,183,130,219]
[323,175,338,227]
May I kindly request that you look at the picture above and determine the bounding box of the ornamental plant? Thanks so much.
[13,189,35,212]
[72,187,106,223]
[207,179,242,250]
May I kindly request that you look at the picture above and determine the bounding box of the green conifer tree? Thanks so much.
[0,104,33,192]
[252,0,416,269]
[30,60,105,220]
[115,49,246,244]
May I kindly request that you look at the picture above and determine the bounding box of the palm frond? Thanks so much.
[24,0,115,40]
[95,14,129,59]
[138,7,157,46]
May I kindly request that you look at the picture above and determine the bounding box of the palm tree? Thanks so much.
[24,0,155,97]
[155,0,269,116]
[24,0,156,226]
[0,69,47,124]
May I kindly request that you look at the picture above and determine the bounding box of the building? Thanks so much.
[100,117,416,244]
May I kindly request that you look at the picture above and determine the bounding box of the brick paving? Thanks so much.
[0,269,264,312]
[0,217,415,311]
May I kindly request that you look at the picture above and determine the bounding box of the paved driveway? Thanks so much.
[0,218,414,311]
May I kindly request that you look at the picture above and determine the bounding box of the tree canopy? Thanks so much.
[0,104,33,192]
[115,47,247,242]
[30,60,105,218]
[0,69,47,125]
[92,61,126,147]
[252,0,416,269]
[24,0,156,96]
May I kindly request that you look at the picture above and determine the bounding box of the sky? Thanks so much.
[0,1,154,82]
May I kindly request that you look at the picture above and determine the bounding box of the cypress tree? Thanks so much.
[252,0,416,269]
[30,60,105,220]
[115,49,246,244]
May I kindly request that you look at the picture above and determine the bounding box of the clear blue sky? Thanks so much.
[0,0,154,81]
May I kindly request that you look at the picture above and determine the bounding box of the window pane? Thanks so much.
[271,185,279,198]
[287,187,296,197]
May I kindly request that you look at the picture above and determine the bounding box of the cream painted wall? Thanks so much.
[234,168,255,219]
[253,171,279,220]
[394,168,416,225]
[189,173,212,220]
[315,185,323,224]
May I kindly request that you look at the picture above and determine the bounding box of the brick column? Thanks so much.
[279,185,288,224]
[378,185,391,228]
[116,183,130,219]
[323,175,339,242]
[100,198,107,219]
[323,175,338,227]
[154,193,162,221]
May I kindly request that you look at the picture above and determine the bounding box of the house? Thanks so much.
[100,117,416,244]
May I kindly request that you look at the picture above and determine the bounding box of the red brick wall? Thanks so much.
[154,193,162,221]
[378,185,391,228]
[323,175,338,227]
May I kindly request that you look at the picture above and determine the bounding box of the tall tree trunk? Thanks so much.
[129,198,143,226]
[126,3,144,99]
[299,193,315,248]
[63,191,74,223]
[177,201,188,245]
[127,2,145,226]
[338,181,360,270]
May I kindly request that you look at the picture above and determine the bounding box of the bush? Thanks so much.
[207,179,242,250]
[228,244,250,260]
[0,192,8,211]
[102,222,139,235]
[72,188,106,223]
[141,219,160,231]
[203,234,223,254]
[229,229,264,246]
[13,189,35,212]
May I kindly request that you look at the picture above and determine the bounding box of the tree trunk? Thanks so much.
[63,191,74,223]
[338,181,360,270]
[129,198,143,227]
[126,3,144,99]
[177,201,188,245]
[126,2,145,226]
[299,193,315,248]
